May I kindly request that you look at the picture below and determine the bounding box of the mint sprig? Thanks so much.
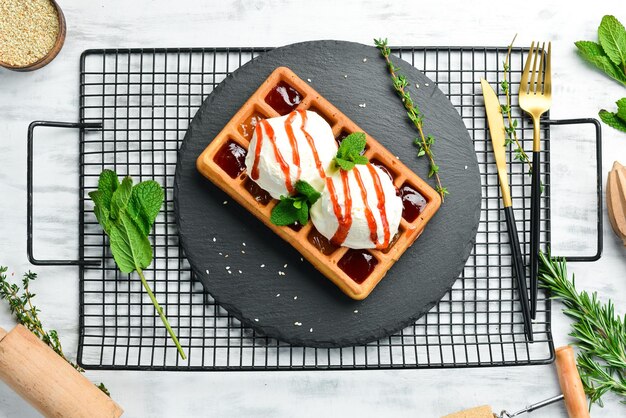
[333,132,369,171]
[599,97,626,133]
[270,180,321,226]
[89,169,186,359]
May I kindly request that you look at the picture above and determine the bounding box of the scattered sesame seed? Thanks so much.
[283,264,288,268]
[307,78,312,82]
[359,103,366,108]
[344,74,348,78]
[300,257,304,262]
[416,83,420,88]
[363,58,367,62]
[223,201,228,205]
[254,318,259,322]
[227,270,232,274]
[294,322,302,326]
[218,252,223,256]
[354,310,359,313]
[212,237,216,242]
[225,254,229,258]
[205,269,210,275]
[278,271,285,276]
[294,296,298,300]
[260,264,265,268]
[276,293,280,297]
[225,266,230,270]
[425,83,430,87]
[241,250,246,254]
[238,270,242,274]
[309,328,313,332]
[242,242,246,246]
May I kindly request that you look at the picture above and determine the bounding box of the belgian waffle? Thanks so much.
[196,66,441,300]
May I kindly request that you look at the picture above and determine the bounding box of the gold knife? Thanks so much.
[480,78,533,341]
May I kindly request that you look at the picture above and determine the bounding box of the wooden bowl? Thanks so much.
[0,0,66,72]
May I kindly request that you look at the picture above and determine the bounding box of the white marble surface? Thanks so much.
[1,0,626,416]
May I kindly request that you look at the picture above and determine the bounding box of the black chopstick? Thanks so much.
[530,151,541,319]
[504,206,534,342]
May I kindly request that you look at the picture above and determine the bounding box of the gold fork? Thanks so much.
[519,41,552,320]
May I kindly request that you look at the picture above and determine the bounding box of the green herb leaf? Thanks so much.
[599,109,626,133]
[334,158,355,171]
[89,170,185,359]
[109,211,153,274]
[334,132,369,170]
[598,15,626,67]
[297,201,309,226]
[270,197,300,226]
[616,97,626,122]
[294,180,321,205]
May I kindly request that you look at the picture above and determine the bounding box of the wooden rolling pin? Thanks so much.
[442,346,589,418]
[0,325,123,418]
[607,161,626,245]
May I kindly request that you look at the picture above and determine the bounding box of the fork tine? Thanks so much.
[536,42,546,94]
[544,42,552,96]
[520,41,536,93]
[529,42,540,93]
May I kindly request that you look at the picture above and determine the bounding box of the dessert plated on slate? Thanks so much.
[196,66,441,300]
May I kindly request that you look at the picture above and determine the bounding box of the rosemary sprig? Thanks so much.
[374,38,448,201]
[538,252,626,407]
[0,266,110,397]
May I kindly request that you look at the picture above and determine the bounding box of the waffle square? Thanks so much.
[196,66,441,299]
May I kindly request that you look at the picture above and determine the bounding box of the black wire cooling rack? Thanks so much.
[25,46,601,370]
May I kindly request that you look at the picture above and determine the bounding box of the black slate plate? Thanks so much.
[174,40,481,347]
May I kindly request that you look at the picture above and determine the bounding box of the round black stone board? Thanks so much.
[174,40,481,347]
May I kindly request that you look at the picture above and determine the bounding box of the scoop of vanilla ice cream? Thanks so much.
[244,110,337,199]
[310,164,403,249]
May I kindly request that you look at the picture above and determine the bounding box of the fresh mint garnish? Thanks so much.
[270,180,320,226]
[599,98,626,133]
[89,169,186,359]
[333,132,369,171]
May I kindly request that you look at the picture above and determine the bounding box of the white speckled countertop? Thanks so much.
[1,1,625,416]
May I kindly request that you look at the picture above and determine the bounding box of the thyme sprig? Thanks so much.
[538,253,626,407]
[0,266,110,397]
[374,38,448,201]
[501,35,533,174]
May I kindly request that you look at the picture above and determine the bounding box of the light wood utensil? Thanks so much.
[0,325,123,417]
[519,41,552,320]
[442,346,589,418]
[607,161,626,245]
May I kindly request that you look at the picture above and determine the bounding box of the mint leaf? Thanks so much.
[599,109,626,133]
[582,54,626,85]
[297,202,309,226]
[294,180,321,205]
[575,40,607,60]
[128,180,163,236]
[616,97,626,122]
[109,211,153,273]
[89,170,186,360]
[598,15,626,67]
[270,198,300,226]
[352,155,369,165]
[335,158,355,171]
[97,169,119,209]
[110,177,133,220]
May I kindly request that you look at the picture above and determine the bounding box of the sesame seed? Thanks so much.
[276,293,280,297]
[416,83,420,88]
[294,322,302,326]
[464,165,468,169]
[241,250,246,254]
[205,269,210,275]
[425,83,430,87]
[344,74,348,78]
[359,103,366,108]
[254,318,259,322]
[354,310,359,313]
[212,237,216,242]
[242,242,246,246]
[225,266,230,270]
[307,78,312,82]
[294,296,298,300]
[218,252,223,256]
[223,201,228,205]
[224,254,229,258]
[309,328,313,332]
[238,270,242,274]
[363,58,367,62]
[300,257,304,262]
[227,270,232,274]
[283,264,288,268]
[260,264,265,268]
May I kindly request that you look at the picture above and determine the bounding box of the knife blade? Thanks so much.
[480,78,533,341]
[480,78,511,208]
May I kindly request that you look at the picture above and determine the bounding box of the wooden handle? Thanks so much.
[0,325,123,418]
[555,346,589,418]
